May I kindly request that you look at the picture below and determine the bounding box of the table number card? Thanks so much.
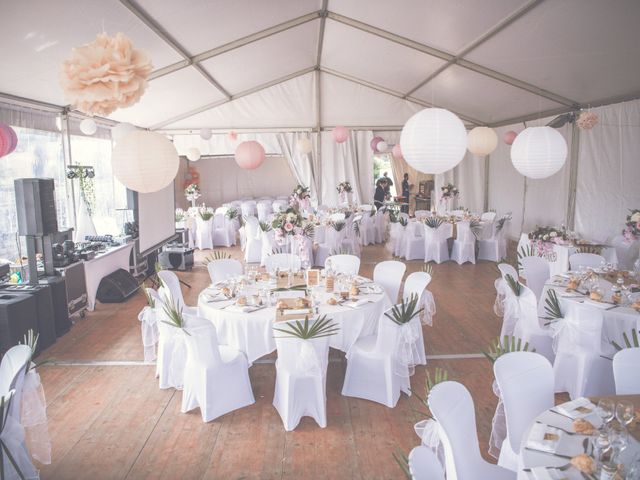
[307,269,320,287]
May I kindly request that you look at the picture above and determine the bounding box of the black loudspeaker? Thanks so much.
[14,178,58,235]
[0,292,38,355]
[41,276,71,337]
[96,268,139,304]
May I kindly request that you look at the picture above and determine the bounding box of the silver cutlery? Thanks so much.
[524,447,572,459]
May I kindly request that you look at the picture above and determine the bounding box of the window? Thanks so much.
[373,152,397,197]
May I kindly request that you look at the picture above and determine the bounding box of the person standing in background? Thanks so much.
[374,179,387,210]
[401,173,412,213]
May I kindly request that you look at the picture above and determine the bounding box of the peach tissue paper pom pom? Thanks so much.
[60,32,153,116]
[576,111,599,130]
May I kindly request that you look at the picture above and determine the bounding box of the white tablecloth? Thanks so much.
[84,243,134,311]
[197,281,391,364]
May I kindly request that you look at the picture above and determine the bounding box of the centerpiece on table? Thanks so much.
[440,183,459,209]
[336,181,353,205]
[623,209,640,243]
[197,205,214,221]
[184,183,201,208]
[271,203,315,268]
[290,184,311,212]
[528,225,571,257]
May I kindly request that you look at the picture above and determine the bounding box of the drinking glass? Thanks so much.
[608,425,628,464]
[597,399,616,427]
[615,402,635,428]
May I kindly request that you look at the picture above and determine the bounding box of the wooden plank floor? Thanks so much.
[36,244,512,479]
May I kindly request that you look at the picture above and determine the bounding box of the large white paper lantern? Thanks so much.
[79,118,97,135]
[400,108,467,174]
[467,126,498,156]
[186,147,201,161]
[511,126,567,179]
[297,137,312,155]
[112,131,179,193]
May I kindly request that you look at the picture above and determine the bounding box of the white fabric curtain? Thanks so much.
[320,130,374,206]
[172,132,282,156]
[575,99,640,242]
[277,132,319,201]
[0,103,60,132]
[454,152,485,213]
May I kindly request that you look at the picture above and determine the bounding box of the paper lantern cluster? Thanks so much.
[111,131,179,193]
[60,32,153,116]
[0,123,18,158]
[370,136,389,152]
[332,126,348,144]
[467,126,498,156]
[186,147,201,162]
[510,126,567,179]
[503,130,518,145]
[235,140,265,170]
[400,108,467,174]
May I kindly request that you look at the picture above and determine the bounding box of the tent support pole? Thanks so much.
[315,69,323,204]
[566,123,581,230]
[484,155,490,212]
[60,111,77,230]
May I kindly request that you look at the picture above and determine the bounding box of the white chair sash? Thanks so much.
[396,321,421,377]
[488,379,506,460]
[420,290,437,326]
[21,367,51,465]
[414,418,446,470]
[1,402,39,480]
[493,278,507,317]
[138,306,159,363]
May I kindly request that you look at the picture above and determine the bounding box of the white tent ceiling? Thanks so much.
[2,0,639,131]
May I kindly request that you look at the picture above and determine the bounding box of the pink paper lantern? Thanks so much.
[228,130,238,141]
[370,136,383,152]
[392,144,402,159]
[503,130,518,146]
[0,123,17,157]
[332,126,348,144]
[235,140,265,170]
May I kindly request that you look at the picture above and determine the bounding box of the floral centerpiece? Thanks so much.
[175,208,185,223]
[623,209,640,242]
[271,206,315,267]
[184,183,201,207]
[290,184,311,211]
[197,205,214,221]
[528,225,570,254]
[336,181,352,194]
[440,183,459,203]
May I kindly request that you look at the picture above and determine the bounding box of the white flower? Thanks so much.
[543,234,549,241]
[443,188,449,193]
[550,231,557,238]
[631,212,640,223]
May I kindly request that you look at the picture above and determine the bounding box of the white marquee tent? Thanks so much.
[1,0,639,241]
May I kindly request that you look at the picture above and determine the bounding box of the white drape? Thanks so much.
[277,132,319,201]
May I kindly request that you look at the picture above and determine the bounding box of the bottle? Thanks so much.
[325,272,334,293]
[600,462,616,480]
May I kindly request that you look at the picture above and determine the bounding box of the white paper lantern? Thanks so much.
[376,141,388,152]
[297,137,312,155]
[467,126,498,156]
[79,118,97,135]
[186,147,201,162]
[111,122,136,143]
[112,131,179,193]
[199,128,212,140]
[511,126,568,179]
[400,108,467,174]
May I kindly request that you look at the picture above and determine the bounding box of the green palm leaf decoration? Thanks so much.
[352,219,362,236]
[424,216,444,229]
[225,208,239,220]
[517,244,534,269]
[271,246,287,254]
[369,209,376,217]
[399,216,408,227]
[611,328,639,351]
[470,219,483,239]
[504,274,522,296]
[273,315,339,340]
[21,329,39,356]
[384,293,424,325]
[483,335,534,363]
[332,220,346,232]
[259,221,272,232]
[204,250,231,263]
[389,209,400,223]
[421,263,434,276]
[496,213,512,232]
[302,222,315,239]
[141,282,156,308]
[160,293,190,335]
[392,449,412,479]
[198,210,214,221]
[543,289,563,324]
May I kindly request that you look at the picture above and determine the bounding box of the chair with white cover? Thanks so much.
[207,259,243,284]
[357,212,376,246]
[611,235,639,270]
[613,347,640,395]
[480,211,497,222]
[341,315,412,407]
[256,202,272,222]
[182,323,255,422]
[157,270,197,316]
[0,389,39,480]
[569,252,605,270]
[0,345,32,421]
[508,284,555,364]
[450,221,476,265]
[493,352,554,471]
[240,201,257,218]
[495,264,519,335]
[408,446,445,480]
[374,209,386,244]
[139,288,161,363]
[195,216,213,250]
[212,213,234,247]
[520,255,550,302]
[428,381,516,480]
[477,220,508,262]
[403,272,434,365]
[243,216,263,263]
[414,210,430,221]
[272,200,287,213]
[424,223,450,264]
[325,254,360,275]
[272,321,331,430]
[401,220,425,260]
[265,253,301,273]
[374,260,406,304]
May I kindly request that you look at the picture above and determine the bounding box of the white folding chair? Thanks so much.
[403,272,433,365]
[265,253,301,273]
[325,254,360,275]
[195,217,213,250]
[373,260,406,304]
[611,235,639,270]
[212,213,234,247]
[182,323,255,422]
[207,259,243,284]
[613,347,640,395]
[424,224,450,264]
[256,202,272,222]
[494,352,554,471]
[157,270,197,316]
[341,316,411,407]
[450,221,476,265]
[569,252,605,270]
[243,216,263,263]
[272,321,330,430]
[408,446,445,480]
[509,285,555,364]
[0,345,32,421]
[520,255,550,302]
[401,221,425,260]
[428,381,516,480]
[480,211,497,222]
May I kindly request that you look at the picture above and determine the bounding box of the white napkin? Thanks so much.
[344,299,371,308]
[557,290,584,298]
[556,397,595,419]
[530,467,568,480]
[527,423,563,453]
[281,308,312,316]
[205,293,231,302]
[360,285,382,295]
[225,304,262,313]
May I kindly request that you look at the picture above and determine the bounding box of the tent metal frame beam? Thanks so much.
[0,92,64,113]
[327,11,577,108]
[119,0,232,99]
[151,66,317,130]
[157,125,407,135]
[320,67,482,126]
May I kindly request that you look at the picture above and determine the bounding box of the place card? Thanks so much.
[306,269,320,287]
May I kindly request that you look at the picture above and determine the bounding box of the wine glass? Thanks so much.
[608,425,628,464]
[597,399,615,428]
[615,402,635,428]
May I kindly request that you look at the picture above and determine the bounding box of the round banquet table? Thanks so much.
[197,280,392,365]
[517,395,640,479]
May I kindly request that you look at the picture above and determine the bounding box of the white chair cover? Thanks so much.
[374,260,406,304]
[409,446,446,480]
[207,259,243,284]
[272,200,288,213]
[401,221,425,260]
[404,272,436,327]
[138,288,160,363]
[185,216,197,249]
[613,347,640,394]
[357,211,376,246]
[212,213,234,247]
[374,209,386,244]
[157,270,197,316]
[450,221,476,265]
[387,221,405,256]
[240,201,257,218]
[477,220,508,262]
[195,217,213,250]
[325,254,360,275]
[520,256,550,302]
[424,224,450,264]
[1,390,39,480]
[413,418,445,471]
[265,253,301,273]
[243,216,263,263]
[256,202,272,222]
[272,322,330,431]
[428,381,516,480]
[480,211,497,222]
[493,352,554,471]
[21,367,51,465]
[494,264,519,327]
[611,235,639,270]
[0,345,32,422]
[568,252,605,270]
[182,323,255,422]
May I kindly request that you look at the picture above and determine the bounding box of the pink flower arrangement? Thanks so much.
[284,222,294,232]
[576,111,598,130]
